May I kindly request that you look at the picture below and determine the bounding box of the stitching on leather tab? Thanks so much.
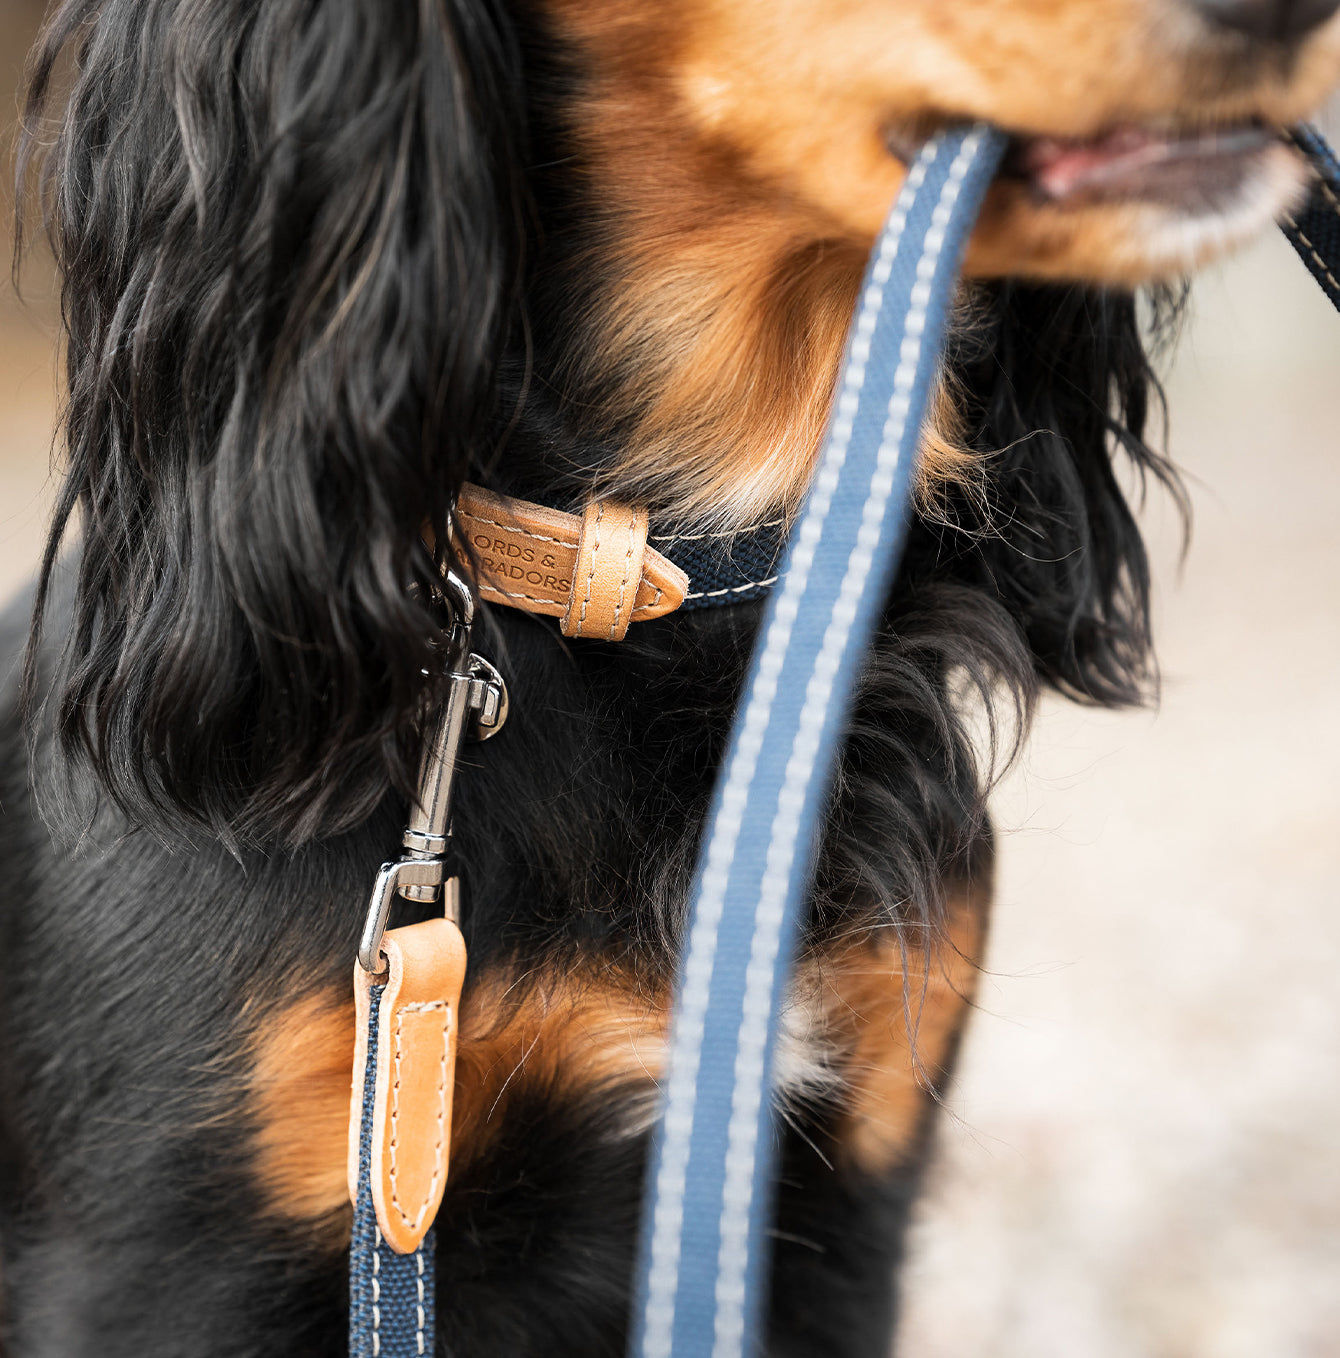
[611,513,637,640]
[576,502,604,637]
[481,583,564,607]
[486,577,666,617]
[630,583,666,618]
[458,511,569,548]
[387,1000,452,1232]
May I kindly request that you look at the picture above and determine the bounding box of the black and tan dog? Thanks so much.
[3,0,1339,1354]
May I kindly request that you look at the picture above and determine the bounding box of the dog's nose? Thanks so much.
[1195,0,1340,41]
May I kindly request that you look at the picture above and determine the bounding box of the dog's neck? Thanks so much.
[507,5,971,533]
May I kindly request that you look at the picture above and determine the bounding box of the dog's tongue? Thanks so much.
[1020,128,1168,197]
[1017,124,1275,201]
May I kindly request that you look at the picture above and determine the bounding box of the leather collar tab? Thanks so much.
[454,486,687,640]
[453,484,786,638]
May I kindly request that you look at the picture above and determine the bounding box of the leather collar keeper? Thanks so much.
[453,485,688,641]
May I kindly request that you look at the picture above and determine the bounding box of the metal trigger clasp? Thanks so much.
[358,567,507,973]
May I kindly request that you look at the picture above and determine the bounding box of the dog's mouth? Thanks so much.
[888,118,1287,213]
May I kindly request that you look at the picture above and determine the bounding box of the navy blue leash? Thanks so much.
[630,123,1008,1358]
[1283,124,1340,313]
[350,985,436,1358]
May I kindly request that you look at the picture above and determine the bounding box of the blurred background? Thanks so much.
[2,3,1337,1354]
[897,223,1340,1356]
[1,0,56,597]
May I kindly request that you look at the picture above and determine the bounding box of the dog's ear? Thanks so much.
[940,282,1186,706]
[21,0,528,846]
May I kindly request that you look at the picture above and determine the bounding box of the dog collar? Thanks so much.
[454,484,787,640]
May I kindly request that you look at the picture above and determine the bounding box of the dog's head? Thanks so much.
[538,0,1340,519]
[19,0,1340,846]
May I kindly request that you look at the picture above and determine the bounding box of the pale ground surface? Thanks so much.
[2,6,1339,1351]
[897,222,1340,1357]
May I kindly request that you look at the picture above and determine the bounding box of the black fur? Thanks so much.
[2,0,1181,1354]
[21,0,530,846]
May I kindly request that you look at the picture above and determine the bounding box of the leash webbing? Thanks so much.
[629,124,1008,1358]
[1283,124,1340,313]
[351,985,436,1358]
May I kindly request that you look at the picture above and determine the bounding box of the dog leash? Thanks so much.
[349,568,505,1358]
[1283,124,1340,313]
[345,122,1340,1358]
[629,123,1008,1358]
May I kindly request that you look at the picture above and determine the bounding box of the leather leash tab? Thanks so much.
[348,915,468,1255]
[453,485,688,634]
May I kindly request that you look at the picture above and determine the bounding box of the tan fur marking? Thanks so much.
[249,895,988,1224]
[820,890,988,1175]
[450,969,670,1157]
[250,992,356,1227]
[249,970,669,1224]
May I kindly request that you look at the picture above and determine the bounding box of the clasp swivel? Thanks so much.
[357,568,507,973]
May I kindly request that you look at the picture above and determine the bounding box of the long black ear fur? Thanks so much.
[21,0,528,847]
[916,282,1186,711]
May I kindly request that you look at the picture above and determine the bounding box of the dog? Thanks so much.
[3,0,1339,1354]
